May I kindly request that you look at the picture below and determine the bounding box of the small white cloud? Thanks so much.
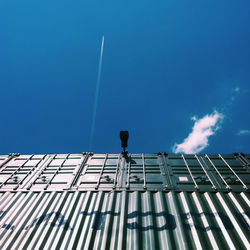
[237,130,250,136]
[234,87,240,93]
[173,111,224,154]
[191,116,197,121]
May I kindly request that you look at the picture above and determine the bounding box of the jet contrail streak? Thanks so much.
[89,36,104,151]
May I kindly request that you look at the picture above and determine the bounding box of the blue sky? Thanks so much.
[0,1,249,154]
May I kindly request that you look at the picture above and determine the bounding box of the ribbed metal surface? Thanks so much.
[0,153,249,249]
[0,153,249,192]
[0,190,249,249]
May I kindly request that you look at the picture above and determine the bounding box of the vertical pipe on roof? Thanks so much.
[218,154,248,190]
[95,154,108,190]
[160,153,173,188]
[142,154,146,189]
[181,154,199,189]
[238,153,250,167]
[113,154,121,189]
[195,154,217,189]
[205,154,231,190]
[126,154,131,190]
[68,153,90,189]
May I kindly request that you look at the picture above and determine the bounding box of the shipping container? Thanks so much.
[0,153,249,249]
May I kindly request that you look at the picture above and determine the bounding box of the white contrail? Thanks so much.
[89,36,104,151]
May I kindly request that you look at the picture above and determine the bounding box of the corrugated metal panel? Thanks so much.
[0,153,249,192]
[0,190,249,249]
[0,153,249,249]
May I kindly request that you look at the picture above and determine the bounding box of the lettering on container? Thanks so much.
[0,210,249,232]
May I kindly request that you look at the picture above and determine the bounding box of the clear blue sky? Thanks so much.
[0,1,249,154]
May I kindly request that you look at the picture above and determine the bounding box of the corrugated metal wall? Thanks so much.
[0,153,249,249]
[0,153,250,192]
[0,191,249,249]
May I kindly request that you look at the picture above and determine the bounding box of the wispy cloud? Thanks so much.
[234,87,240,93]
[237,129,250,136]
[173,111,224,154]
[231,87,240,101]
